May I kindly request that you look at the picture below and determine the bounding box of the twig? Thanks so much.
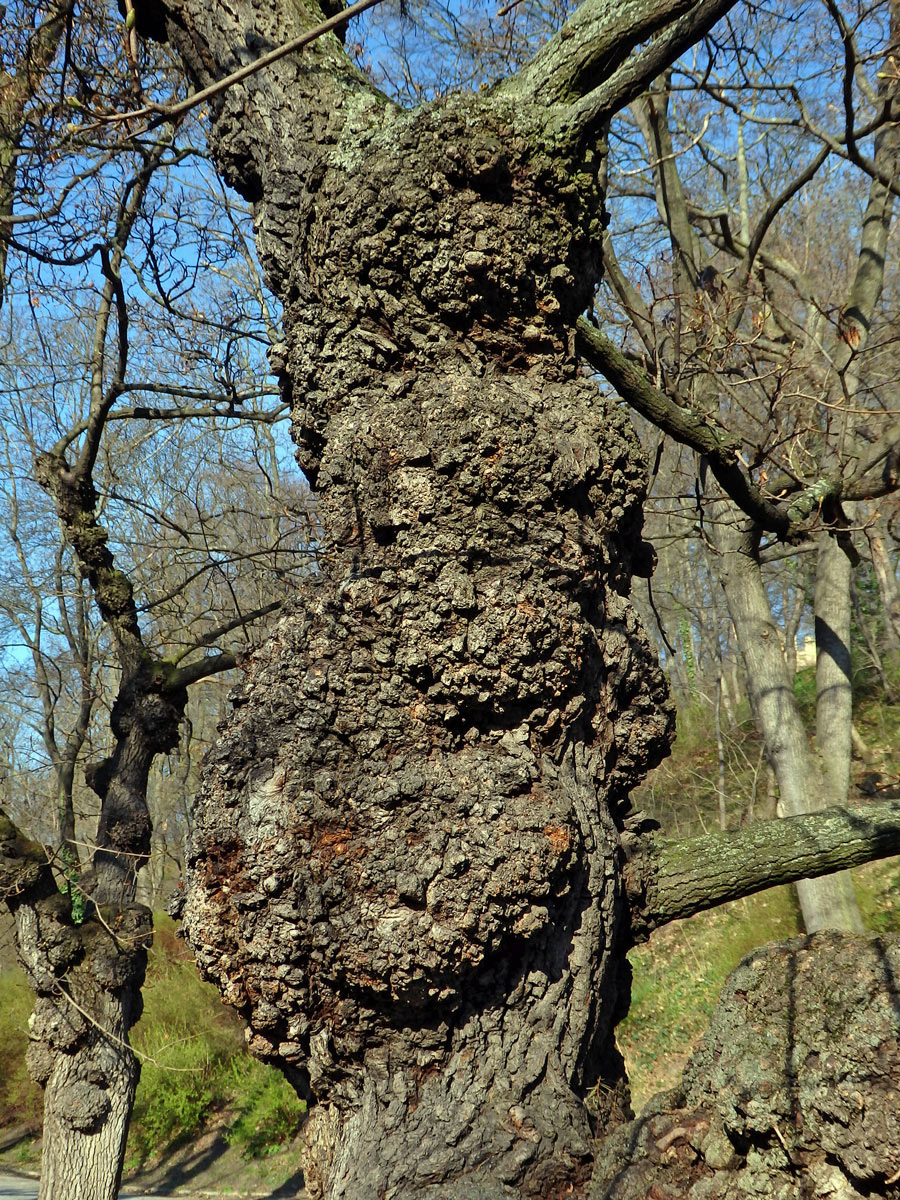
[53,980,204,1072]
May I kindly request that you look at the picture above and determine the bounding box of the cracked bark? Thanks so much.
[143,0,705,1193]
[590,931,900,1200]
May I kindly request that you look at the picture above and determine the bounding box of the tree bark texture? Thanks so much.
[865,517,900,653]
[183,118,672,1198]
[149,2,684,1194]
[590,931,900,1199]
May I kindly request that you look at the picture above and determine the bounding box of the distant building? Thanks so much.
[796,636,816,671]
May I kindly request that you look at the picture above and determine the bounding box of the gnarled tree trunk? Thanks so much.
[148,1,695,1192]
[2,664,186,1199]
[147,0,900,1196]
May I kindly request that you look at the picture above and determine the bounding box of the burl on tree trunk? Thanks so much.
[150,1,900,1197]
[152,4,671,1194]
[592,931,900,1199]
[182,97,671,1198]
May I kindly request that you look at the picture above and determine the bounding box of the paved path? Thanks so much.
[0,1176,250,1199]
[0,1179,35,1199]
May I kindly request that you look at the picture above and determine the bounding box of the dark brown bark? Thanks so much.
[145,1,702,1193]
[177,98,674,1197]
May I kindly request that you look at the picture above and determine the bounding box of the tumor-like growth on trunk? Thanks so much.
[180,65,671,1200]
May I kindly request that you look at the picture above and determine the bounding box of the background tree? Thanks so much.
[578,0,900,931]
[99,0,900,1197]
[0,6,315,1194]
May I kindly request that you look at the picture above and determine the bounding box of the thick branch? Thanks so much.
[513,0,703,106]
[537,0,742,139]
[624,798,900,940]
[168,650,238,688]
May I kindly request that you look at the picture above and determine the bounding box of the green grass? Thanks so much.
[618,886,803,1110]
[619,858,900,1113]
[0,969,44,1128]
[127,918,304,1169]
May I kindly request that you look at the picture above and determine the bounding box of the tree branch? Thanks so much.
[576,317,795,535]
[170,601,283,665]
[624,798,900,940]
[542,0,742,139]
[168,650,238,689]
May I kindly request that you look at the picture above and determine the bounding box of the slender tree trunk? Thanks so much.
[23,452,191,1198]
[710,501,863,932]
[811,534,864,930]
[715,673,727,830]
[815,535,854,808]
[864,517,900,653]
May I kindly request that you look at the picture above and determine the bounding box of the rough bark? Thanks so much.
[143,1,708,1193]
[3,656,179,1200]
[590,931,900,1199]
[176,103,674,1195]
[22,369,189,1195]
[1,811,153,1200]
[623,797,900,939]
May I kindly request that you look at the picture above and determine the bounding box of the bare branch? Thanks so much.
[576,317,795,535]
[624,798,900,940]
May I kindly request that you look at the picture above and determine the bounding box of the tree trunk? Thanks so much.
[709,502,863,933]
[148,3,684,1193]
[19,901,151,1200]
[146,0,900,1193]
[23,452,192,1198]
[0,811,150,1200]
[815,534,854,809]
[178,128,675,1193]
[864,516,900,653]
[4,678,185,1199]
